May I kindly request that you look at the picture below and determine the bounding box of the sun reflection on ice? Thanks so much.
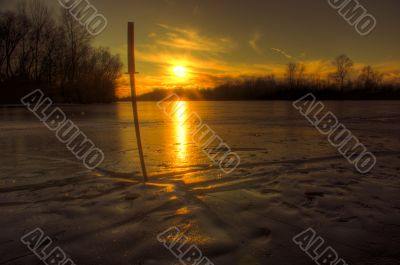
[173,101,188,163]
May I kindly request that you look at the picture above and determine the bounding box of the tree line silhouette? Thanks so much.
[2,1,399,103]
[0,0,122,104]
[138,54,400,101]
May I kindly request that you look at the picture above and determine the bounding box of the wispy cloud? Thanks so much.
[271,48,293,59]
[154,23,236,53]
[114,23,400,97]
[248,32,263,54]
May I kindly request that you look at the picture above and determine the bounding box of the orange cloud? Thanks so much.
[115,23,400,98]
[155,24,236,53]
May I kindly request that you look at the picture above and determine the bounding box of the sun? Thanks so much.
[173,66,187,78]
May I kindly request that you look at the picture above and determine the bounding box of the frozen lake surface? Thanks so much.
[0,101,399,265]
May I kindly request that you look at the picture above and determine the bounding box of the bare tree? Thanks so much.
[61,9,92,85]
[358,66,383,89]
[0,11,29,79]
[285,62,306,88]
[286,62,297,89]
[28,0,51,81]
[332,54,353,91]
[296,64,306,87]
[0,15,6,79]
[0,0,122,103]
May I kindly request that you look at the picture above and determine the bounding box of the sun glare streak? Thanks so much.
[173,101,188,162]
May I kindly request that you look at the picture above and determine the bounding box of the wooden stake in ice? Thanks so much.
[128,22,148,182]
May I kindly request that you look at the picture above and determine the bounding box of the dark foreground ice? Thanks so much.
[0,101,399,265]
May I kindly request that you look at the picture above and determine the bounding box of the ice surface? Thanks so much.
[0,101,399,265]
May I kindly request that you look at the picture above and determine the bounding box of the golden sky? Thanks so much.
[90,0,399,97]
[3,0,398,97]
[115,19,400,97]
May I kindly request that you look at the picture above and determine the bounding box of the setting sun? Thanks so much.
[173,65,187,78]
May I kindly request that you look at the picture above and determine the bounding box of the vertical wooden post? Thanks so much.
[128,22,148,182]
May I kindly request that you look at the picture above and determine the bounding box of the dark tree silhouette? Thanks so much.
[285,62,306,89]
[0,0,122,104]
[332,54,354,91]
[357,66,383,90]
[137,60,400,101]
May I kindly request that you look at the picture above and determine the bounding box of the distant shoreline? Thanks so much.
[2,98,400,108]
